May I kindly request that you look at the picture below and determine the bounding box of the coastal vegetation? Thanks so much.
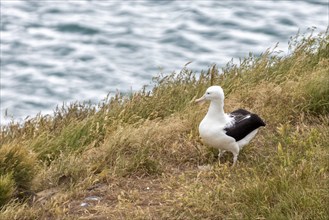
[0,30,328,219]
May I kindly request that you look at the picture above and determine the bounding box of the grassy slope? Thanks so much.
[0,31,328,219]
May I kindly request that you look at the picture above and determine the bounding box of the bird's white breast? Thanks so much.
[199,115,236,151]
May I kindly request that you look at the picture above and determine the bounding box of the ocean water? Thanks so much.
[1,0,328,124]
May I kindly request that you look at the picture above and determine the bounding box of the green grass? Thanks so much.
[0,174,15,207]
[0,30,328,219]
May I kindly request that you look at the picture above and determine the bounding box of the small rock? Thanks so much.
[80,202,89,207]
[197,164,213,171]
[85,196,101,201]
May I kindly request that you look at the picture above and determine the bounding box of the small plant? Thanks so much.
[0,174,15,207]
[0,144,37,193]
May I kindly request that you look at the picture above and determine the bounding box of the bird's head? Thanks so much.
[195,86,225,103]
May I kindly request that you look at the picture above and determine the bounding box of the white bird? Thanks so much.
[195,86,266,166]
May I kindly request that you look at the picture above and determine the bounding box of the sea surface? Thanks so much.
[1,0,328,124]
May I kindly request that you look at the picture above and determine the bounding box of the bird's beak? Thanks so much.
[195,95,206,104]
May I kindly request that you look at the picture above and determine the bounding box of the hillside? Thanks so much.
[1,31,328,219]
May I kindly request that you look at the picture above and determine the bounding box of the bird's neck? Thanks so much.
[205,100,227,122]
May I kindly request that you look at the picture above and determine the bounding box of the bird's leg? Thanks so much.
[232,153,238,166]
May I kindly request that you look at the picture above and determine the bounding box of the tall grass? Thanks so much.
[0,30,328,219]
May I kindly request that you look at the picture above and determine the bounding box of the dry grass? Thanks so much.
[0,30,328,219]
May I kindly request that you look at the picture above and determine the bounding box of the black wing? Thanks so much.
[231,109,251,116]
[229,109,251,124]
[224,109,266,141]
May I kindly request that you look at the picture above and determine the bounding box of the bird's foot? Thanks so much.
[217,150,226,159]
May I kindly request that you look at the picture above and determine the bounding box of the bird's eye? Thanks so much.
[206,92,210,95]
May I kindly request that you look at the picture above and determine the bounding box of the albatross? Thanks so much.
[195,86,266,166]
